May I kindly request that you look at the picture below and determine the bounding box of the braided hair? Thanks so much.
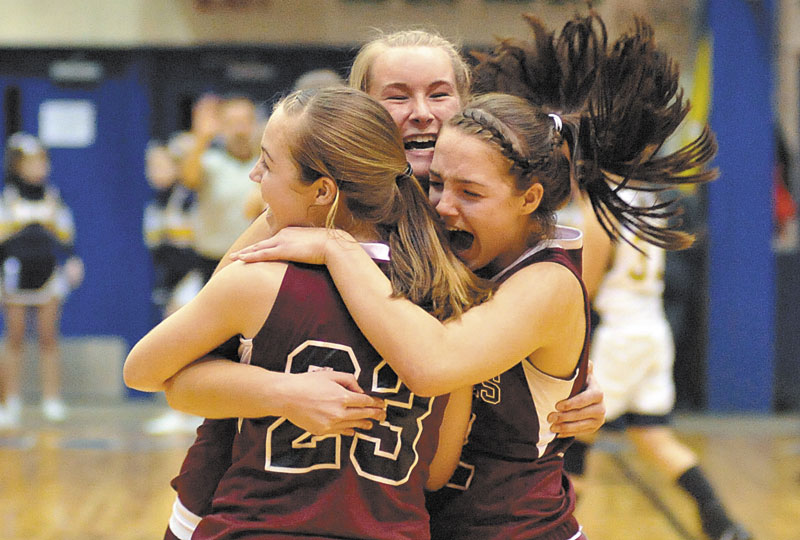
[447,93,574,246]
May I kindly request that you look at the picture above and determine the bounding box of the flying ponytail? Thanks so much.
[470,10,718,251]
[576,17,718,250]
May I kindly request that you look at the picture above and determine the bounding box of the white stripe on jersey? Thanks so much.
[522,359,581,458]
[490,225,583,283]
[359,242,390,262]
[168,495,203,540]
[566,526,585,540]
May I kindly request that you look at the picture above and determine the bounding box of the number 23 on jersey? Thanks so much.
[263,340,435,486]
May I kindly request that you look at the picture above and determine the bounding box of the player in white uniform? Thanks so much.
[559,190,752,540]
[580,190,675,423]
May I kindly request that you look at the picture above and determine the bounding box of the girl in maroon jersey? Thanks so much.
[129,25,606,540]
[126,86,494,539]
[228,13,717,539]
[214,26,607,436]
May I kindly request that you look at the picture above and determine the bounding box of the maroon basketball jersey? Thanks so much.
[428,238,590,540]
[191,259,448,540]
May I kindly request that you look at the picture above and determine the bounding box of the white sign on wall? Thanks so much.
[38,100,97,148]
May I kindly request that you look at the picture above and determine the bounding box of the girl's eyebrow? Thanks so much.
[381,80,455,93]
[455,178,483,187]
[381,82,411,92]
[429,168,485,188]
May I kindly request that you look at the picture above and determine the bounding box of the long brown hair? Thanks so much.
[466,11,717,251]
[276,87,493,320]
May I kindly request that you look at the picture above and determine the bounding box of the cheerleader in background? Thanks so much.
[142,135,204,435]
[0,133,83,428]
[143,136,201,318]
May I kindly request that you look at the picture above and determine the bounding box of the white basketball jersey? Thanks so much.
[558,190,666,327]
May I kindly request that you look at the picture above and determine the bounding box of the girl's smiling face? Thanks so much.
[249,108,323,232]
[367,46,462,181]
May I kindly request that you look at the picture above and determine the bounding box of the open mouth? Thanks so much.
[447,228,475,252]
[404,135,436,151]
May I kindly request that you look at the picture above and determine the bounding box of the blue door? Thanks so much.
[0,61,154,355]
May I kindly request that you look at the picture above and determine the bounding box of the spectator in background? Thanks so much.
[0,133,84,428]
[240,68,348,221]
[181,95,261,282]
[142,135,204,435]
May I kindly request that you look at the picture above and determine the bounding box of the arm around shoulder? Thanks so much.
[324,244,580,395]
[229,229,584,395]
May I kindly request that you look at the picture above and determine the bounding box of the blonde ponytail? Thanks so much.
[277,87,494,321]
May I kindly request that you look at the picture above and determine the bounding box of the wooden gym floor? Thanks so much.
[0,402,797,540]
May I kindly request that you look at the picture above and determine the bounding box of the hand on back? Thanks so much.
[282,370,386,436]
[548,362,606,438]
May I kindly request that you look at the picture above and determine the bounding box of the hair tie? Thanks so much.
[548,113,563,133]
[397,162,413,181]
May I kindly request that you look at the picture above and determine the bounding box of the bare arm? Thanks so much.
[426,386,474,490]
[233,228,585,397]
[164,359,386,436]
[234,229,605,435]
[125,258,385,434]
[123,261,284,392]
[324,244,584,396]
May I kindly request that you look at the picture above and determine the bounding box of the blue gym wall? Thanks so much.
[0,47,354,398]
[708,0,775,411]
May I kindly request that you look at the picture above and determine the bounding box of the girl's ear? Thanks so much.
[312,176,338,207]
[520,182,544,215]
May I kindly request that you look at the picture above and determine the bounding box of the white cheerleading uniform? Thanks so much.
[143,185,196,252]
